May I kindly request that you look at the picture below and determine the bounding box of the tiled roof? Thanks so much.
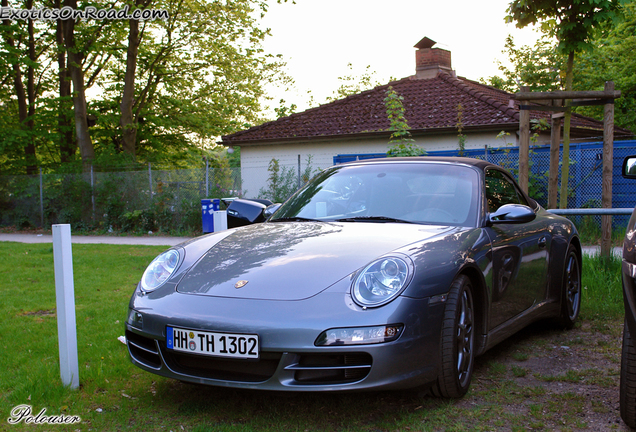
[222,72,614,145]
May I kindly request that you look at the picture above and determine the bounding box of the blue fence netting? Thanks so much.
[334,140,636,229]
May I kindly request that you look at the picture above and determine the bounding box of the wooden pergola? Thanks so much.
[513,82,621,258]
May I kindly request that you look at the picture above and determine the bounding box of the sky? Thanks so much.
[258,0,544,112]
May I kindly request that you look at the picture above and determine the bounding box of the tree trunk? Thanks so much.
[56,0,75,163]
[25,0,37,174]
[518,86,530,194]
[558,51,574,209]
[120,17,140,158]
[601,81,615,259]
[548,111,563,209]
[2,0,36,174]
[63,0,94,171]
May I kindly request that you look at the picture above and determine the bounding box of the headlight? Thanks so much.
[140,249,180,292]
[351,256,412,307]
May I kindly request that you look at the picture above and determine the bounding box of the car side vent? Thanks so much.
[126,329,161,370]
[288,353,372,384]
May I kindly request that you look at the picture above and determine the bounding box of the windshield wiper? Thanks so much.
[270,217,321,222]
[334,216,416,224]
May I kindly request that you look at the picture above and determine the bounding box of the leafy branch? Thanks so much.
[384,86,425,157]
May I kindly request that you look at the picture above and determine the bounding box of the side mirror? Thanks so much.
[226,199,270,228]
[623,156,636,179]
[263,203,282,220]
[226,199,282,228]
[489,204,536,224]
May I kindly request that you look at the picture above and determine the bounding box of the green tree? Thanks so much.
[0,0,47,174]
[100,0,288,164]
[324,63,385,103]
[482,34,565,92]
[207,150,234,195]
[0,0,290,173]
[506,0,624,208]
[485,3,635,135]
[574,0,636,134]
[0,0,127,173]
[274,99,297,118]
[227,146,241,168]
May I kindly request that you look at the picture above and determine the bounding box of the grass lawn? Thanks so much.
[0,242,625,431]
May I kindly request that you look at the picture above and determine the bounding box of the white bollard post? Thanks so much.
[52,224,79,389]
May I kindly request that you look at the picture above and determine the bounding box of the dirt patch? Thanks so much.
[463,318,628,430]
[18,309,56,317]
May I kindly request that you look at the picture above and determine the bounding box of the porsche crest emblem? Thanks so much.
[234,280,249,289]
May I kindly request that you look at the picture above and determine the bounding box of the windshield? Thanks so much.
[271,162,480,227]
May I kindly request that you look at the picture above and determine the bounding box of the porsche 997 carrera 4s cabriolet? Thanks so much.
[125,157,581,397]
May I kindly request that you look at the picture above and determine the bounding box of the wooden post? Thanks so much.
[559,104,572,209]
[298,154,301,188]
[518,86,530,194]
[601,81,615,259]
[548,111,563,209]
[512,87,621,216]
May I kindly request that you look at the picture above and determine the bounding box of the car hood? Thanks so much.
[176,221,455,301]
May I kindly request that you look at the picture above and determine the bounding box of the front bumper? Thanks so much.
[125,290,445,391]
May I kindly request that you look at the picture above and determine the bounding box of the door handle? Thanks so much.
[538,236,547,248]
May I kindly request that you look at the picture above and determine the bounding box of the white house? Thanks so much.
[222,37,610,198]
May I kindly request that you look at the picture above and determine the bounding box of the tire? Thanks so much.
[558,245,581,329]
[621,320,636,429]
[432,275,475,398]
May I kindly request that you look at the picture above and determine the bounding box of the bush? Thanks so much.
[0,175,41,228]
[43,175,93,229]
[259,156,317,202]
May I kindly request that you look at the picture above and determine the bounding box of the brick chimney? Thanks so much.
[414,37,453,79]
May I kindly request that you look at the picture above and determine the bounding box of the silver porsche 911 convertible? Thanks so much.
[125,157,582,397]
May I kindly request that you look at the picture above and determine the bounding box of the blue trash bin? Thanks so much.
[201,199,221,233]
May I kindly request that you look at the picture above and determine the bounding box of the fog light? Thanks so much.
[127,309,143,328]
[315,324,403,346]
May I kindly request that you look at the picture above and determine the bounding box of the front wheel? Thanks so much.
[558,245,581,329]
[432,275,475,398]
[621,320,636,428]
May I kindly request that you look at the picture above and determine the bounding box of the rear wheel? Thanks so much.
[433,275,475,398]
[621,320,636,428]
[558,245,581,329]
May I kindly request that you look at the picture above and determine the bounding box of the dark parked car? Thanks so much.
[621,155,636,428]
[125,157,581,397]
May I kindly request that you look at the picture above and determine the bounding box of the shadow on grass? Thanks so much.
[134,320,580,431]
[152,380,445,431]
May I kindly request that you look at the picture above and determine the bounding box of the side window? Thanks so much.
[485,169,527,212]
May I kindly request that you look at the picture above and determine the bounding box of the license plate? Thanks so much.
[166,326,259,359]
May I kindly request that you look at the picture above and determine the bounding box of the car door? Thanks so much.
[485,168,552,329]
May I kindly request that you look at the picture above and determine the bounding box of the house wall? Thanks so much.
[238,130,545,199]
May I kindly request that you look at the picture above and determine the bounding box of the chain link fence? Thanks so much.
[429,139,636,230]
[0,165,242,233]
[2,140,635,233]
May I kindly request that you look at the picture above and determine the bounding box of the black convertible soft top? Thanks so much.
[341,156,496,172]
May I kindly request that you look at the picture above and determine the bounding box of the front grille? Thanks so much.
[161,345,282,383]
[126,330,161,370]
[287,352,372,384]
